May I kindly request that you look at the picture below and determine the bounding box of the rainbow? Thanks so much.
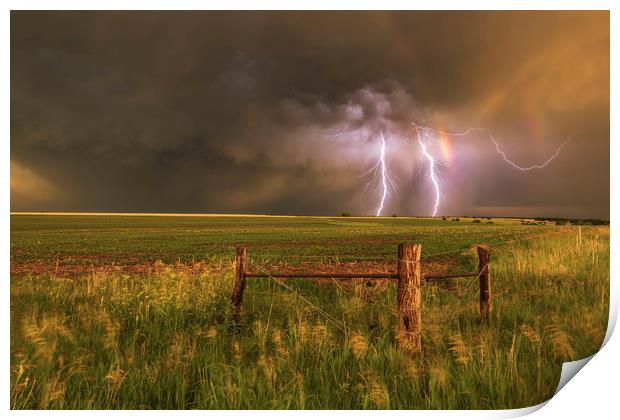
[437,131,454,164]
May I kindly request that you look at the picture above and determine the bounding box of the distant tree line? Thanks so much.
[338,213,609,225]
[533,217,610,226]
[463,215,609,226]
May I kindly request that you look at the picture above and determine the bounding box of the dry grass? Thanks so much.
[10,226,609,409]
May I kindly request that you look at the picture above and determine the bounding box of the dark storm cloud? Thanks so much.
[11,11,609,217]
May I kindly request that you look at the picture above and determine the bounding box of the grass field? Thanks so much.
[10,214,609,409]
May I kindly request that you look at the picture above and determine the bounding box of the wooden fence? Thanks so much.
[231,243,491,355]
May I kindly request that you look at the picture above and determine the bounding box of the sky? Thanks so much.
[10,11,610,218]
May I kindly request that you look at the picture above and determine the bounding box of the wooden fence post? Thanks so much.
[397,243,422,355]
[477,246,491,321]
[231,246,247,318]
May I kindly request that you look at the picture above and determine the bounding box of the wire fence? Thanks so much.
[240,253,491,337]
[227,229,565,343]
[246,258,351,333]
[239,230,563,270]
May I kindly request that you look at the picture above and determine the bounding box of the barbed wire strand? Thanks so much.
[246,258,350,334]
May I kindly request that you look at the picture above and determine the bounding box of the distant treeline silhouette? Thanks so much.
[534,217,609,226]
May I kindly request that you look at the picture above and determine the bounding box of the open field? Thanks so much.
[10,214,609,409]
[10,214,548,271]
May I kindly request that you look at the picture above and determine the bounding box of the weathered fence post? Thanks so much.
[397,243,422,355]
[477,245,491,321]
[231,246,247,318]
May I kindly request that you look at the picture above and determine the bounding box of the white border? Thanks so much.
[4,2,616,418]
[2,1,616,11]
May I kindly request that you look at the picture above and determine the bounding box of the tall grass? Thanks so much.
[10,227,609,409]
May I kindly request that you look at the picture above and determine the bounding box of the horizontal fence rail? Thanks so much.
[244,272,397,278]
[231,243,492,356]
[243,272,481,280]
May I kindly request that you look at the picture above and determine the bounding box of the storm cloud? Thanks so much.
[11,11,609,217]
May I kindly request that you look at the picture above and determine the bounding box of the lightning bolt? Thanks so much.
[331,119,568,218]
[412,123,570,170]
[488,133,570,171]
[410,122,570,217]
[327,123,397,216]
[376,131,389,216]
[414,126,441,217]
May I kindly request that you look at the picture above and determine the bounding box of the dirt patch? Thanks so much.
[10,255,462,282]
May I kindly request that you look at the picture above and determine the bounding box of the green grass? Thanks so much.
[11,214,548,266]
[10,214,609,409]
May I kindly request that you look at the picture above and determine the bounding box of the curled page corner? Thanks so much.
[493,355,597,419]
[602,293,618,348]
[548,308,614,404]
[554,355,595,396]
[495,401,547,418]
[545,278,618,398]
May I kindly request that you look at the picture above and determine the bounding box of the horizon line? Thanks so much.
[9,211,608,221]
